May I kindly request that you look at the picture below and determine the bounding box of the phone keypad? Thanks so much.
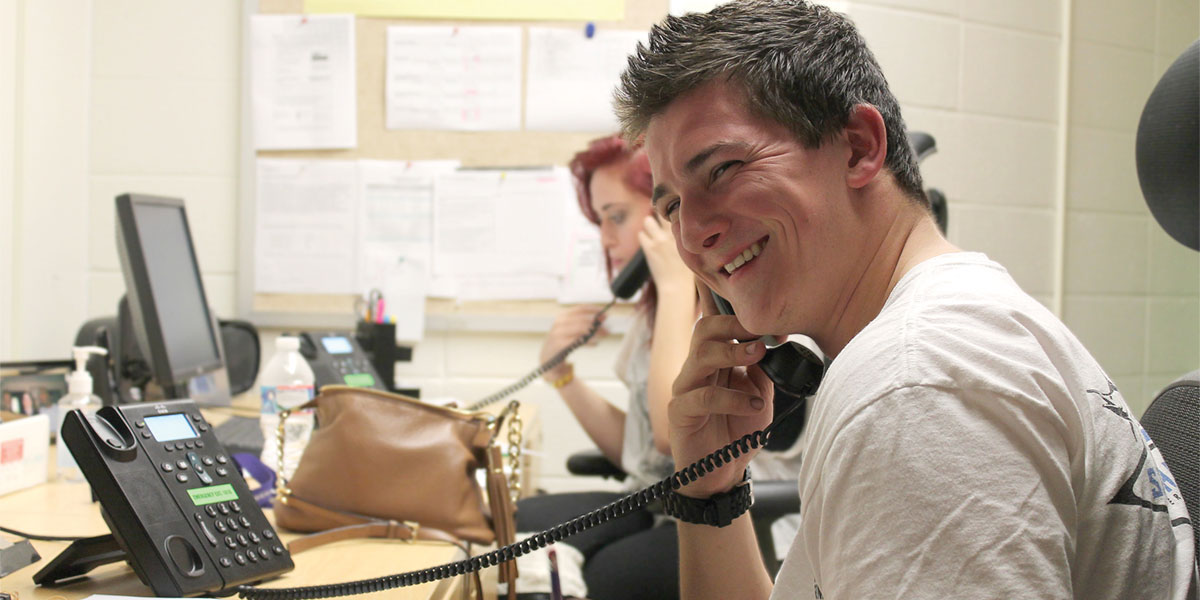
[196,501,285,569]
[333,357,375,379]
[176,414,285,571]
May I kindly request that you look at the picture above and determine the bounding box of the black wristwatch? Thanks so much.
[663,469,753,527]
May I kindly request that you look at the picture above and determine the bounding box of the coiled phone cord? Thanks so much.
[234,399,805,600]
[464,298,617,412]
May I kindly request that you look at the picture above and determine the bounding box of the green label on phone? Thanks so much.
[188,484,238,506]
[343,373,376,387]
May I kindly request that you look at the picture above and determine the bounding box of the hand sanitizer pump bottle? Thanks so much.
[57,346,107,481]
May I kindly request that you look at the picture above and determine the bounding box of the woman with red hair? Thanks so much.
[511,135,698,600]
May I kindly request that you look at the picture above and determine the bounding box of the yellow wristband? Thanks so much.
[551,364,575,389]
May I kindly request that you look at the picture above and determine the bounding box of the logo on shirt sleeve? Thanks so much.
[1087,380,1189,526]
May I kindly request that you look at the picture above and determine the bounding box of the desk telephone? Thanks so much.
[296,331,385,391]
[35,399,293,597]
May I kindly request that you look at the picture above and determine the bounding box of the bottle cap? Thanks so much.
[67,346,108,396]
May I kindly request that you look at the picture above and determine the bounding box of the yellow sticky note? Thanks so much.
[304,0,624,21]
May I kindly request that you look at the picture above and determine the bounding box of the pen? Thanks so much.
[376,297,385,323]
[548,545,563,600]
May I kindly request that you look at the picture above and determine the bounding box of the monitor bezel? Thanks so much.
[115,193,224,393]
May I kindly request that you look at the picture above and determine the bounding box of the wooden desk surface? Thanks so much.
[0,452,485,600]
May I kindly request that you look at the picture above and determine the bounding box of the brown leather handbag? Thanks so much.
[270,385,520,588]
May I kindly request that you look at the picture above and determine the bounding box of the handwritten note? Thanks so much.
[525,27,647,132]
[358,159,458,341]
[386,26,522,131]
[254,159,358,294]
[558,209,612,303]
[433,168,571,281]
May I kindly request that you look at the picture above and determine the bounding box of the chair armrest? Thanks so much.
[565,449,627,481]
[749,479,800,577]
[753,479,800,518]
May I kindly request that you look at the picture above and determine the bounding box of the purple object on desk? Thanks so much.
[232,453,277,508]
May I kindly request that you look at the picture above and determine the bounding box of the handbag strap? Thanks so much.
[287,518,483,599]
[486,445,518,600]
[279,493,461,548]
[490,400,524,504]
[283,493,486,600]
[287,519,463,553]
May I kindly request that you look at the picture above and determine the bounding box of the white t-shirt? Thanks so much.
[771,252,1195,599]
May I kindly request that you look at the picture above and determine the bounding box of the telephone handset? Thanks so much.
[36,400,293,596]
[465,249,649,411]
[709,291,825,403]
[609,249,649,300]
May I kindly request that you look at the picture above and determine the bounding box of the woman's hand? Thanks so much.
[668,283,774,498]
[540,305,609,383]
[638,215,694,295]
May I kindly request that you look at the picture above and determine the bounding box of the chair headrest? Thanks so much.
[1136,39,1199,251]
[907,131,937,162]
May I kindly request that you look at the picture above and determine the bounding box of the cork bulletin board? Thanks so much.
[237,0,669,330]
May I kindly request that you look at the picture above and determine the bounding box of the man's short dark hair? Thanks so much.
[615,0,926,203]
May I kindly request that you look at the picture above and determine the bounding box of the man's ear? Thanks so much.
[843,104,887,190]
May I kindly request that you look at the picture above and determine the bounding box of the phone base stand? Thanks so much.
[33,533,126,585]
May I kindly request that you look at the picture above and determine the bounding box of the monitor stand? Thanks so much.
[186,369,233,408]
[113,295,233,408]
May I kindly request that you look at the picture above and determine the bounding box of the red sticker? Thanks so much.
[1,438,24,464]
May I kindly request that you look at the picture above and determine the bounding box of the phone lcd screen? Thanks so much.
[320,336,353,355]
[145,413,199,442]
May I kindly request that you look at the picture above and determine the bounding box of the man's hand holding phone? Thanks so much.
[669,283,774,498]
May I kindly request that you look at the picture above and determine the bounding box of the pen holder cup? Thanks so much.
[355,321,397,392]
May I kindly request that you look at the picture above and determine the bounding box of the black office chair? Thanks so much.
[564,130,948,575]
[1141,372,1199,557]
[1133,38,1199,585]
[218,319,261,395]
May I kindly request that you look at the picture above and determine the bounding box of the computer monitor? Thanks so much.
[114,193,226,402]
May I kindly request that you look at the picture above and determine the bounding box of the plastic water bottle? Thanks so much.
[57,346,107,481]
[259,336,316,480]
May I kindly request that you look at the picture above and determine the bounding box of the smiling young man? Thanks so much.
[614,1,1196,599]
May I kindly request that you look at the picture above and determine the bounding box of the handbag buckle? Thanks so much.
[402,520,420,543]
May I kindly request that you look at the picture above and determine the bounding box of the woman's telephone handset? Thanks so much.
[709,291,824,422]
[609,249,649,299]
